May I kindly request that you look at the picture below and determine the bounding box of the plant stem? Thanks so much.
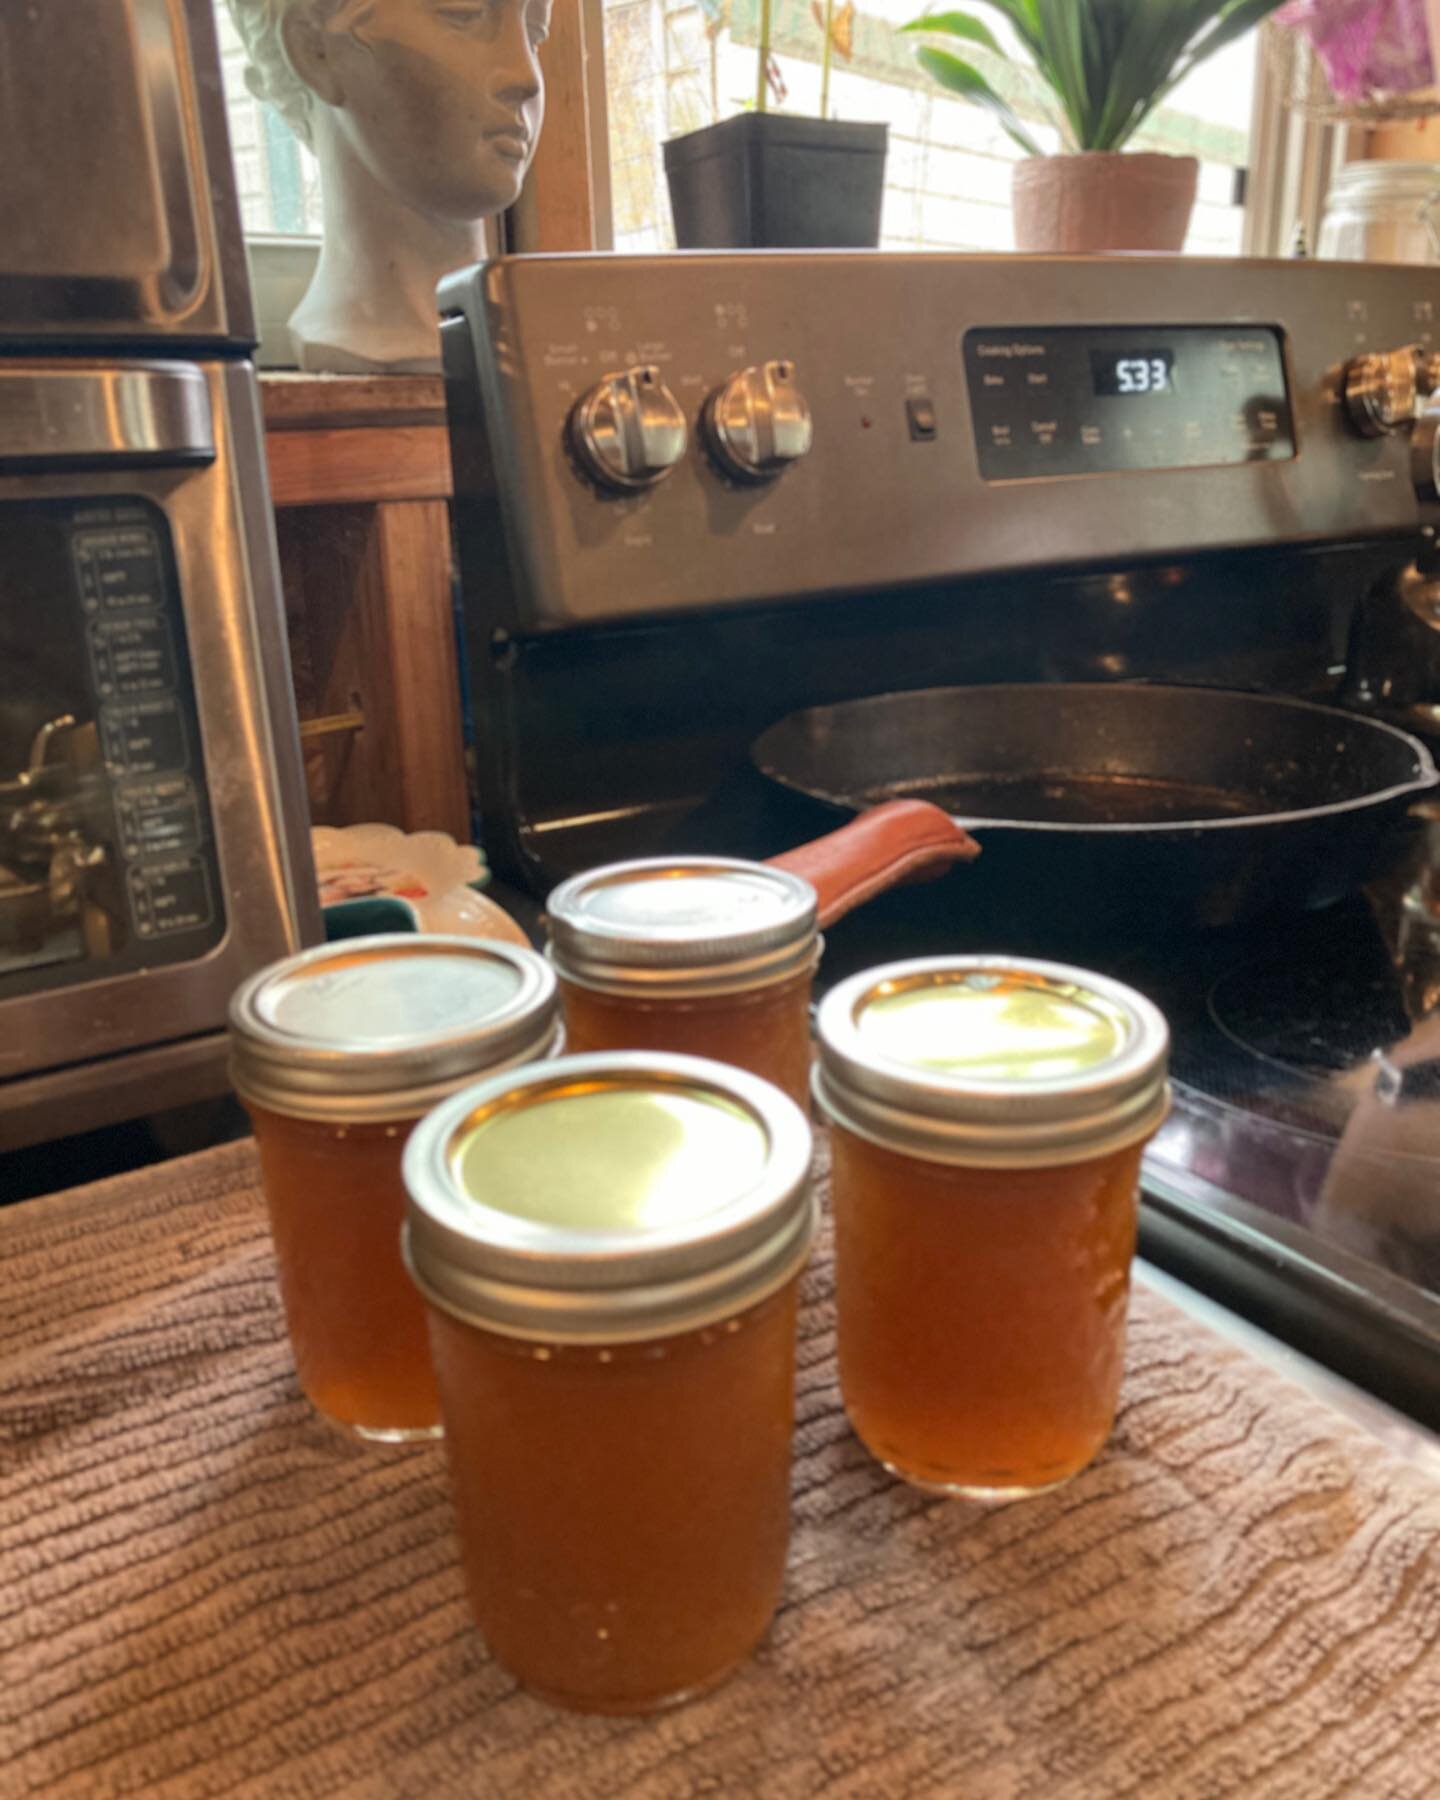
[757,0,771,113]
[819,0,834,119]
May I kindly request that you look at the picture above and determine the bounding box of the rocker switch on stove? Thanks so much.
[906,395,938,441]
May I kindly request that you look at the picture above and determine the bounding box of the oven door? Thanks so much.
[0,0,250,345]
[0,361,317,1145]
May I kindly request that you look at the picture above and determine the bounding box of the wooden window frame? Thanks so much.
[1244,25,1356,259]
[507,0,607,252]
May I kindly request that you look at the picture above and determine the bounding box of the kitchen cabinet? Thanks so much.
[261,373,471,846]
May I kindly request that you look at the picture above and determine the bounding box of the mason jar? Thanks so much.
[815,956,1169,1502]
[229,935,559,1442]
[403,1051,815,1713]
[545,858,820,1112]
[1317,161,1440,265]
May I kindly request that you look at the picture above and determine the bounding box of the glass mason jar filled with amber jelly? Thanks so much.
[228,935,559,1443]
[815,957,1170,1503]
[402,1051,815,1714]
[545,858,819,1112]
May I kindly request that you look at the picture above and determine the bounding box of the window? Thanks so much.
[213,0,1283,276]
[605,0,1259,255]
[215,6,324,237]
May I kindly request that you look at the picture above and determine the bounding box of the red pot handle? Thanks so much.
[767,800,981,929]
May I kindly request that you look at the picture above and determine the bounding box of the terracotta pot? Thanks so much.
[1012,153,1199,254]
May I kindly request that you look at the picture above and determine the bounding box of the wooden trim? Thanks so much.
[1366,115,1440,159]
[280,500,470,843]
[261,373,454,505]
[261,373,469,838]
[510,0,596,252]
[261,372,446,432]
[1246,23,1351,257]
[265,423,453,507]
[365,500,470,841]
[581,0,614,249]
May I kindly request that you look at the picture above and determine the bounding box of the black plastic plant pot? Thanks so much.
[663,113,888,249]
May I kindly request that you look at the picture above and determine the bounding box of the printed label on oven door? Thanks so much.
[86,612,176,698]
[115,776,202,859]
[126,856,214,938]
[100,698,188,776]
[72,525,165,613]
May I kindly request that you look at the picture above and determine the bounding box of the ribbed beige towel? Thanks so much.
[2,1139,1438,1798]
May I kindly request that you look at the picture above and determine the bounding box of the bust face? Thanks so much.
[320,0,551,221]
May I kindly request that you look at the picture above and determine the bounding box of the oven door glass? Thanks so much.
[1,498,225,994]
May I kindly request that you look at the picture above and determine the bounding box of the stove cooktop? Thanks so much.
[1127,892,1440,1302]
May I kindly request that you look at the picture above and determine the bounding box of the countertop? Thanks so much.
[4,1138,1440,1797]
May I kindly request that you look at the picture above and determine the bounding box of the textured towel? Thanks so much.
[2,1139,1439,1798]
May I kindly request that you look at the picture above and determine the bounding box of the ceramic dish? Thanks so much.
[311,825,526,943]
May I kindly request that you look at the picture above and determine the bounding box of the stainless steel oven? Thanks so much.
[0,2,318,1151]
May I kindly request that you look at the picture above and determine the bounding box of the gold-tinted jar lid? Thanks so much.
[815,956,1169,1168]
[545,858,818,997]
[403,1051,815,1342]
[228,934,559,1122]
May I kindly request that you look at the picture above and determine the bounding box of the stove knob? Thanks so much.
[1343,344,1440,437]
[568,366,688,492]
[702,360,813,483]
[1414,415,1440,504]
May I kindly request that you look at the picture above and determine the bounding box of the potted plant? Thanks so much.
[664,0,889,248]
[901,1,1288,252]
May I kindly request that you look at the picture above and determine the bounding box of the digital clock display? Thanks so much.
[1091,350,1176,396]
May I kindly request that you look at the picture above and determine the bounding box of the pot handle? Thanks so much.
[767,800,981,929]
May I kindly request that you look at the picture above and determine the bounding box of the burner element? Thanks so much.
[1206,936,1412,1082]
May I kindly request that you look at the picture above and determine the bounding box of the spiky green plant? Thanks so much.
[900,1,1287,156]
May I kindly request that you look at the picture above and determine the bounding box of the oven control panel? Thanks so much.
[0,497,225,998]
[963,326,1295,480]
[440,254,1440,630]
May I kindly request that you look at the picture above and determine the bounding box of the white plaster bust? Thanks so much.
[227,0,549,373]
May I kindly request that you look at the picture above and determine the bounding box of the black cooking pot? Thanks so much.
[753,684,1440,932]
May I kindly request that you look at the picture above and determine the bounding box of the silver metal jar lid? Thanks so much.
[402,1050,816,1343]
[228,934,560,1123]
[814,955,1170,1169]
[545,858,819,997]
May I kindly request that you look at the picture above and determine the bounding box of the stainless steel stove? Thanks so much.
[441,252,1440,1422]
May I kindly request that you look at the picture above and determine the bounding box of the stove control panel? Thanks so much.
[963,326,1295,479]
[441,254,1440,630]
